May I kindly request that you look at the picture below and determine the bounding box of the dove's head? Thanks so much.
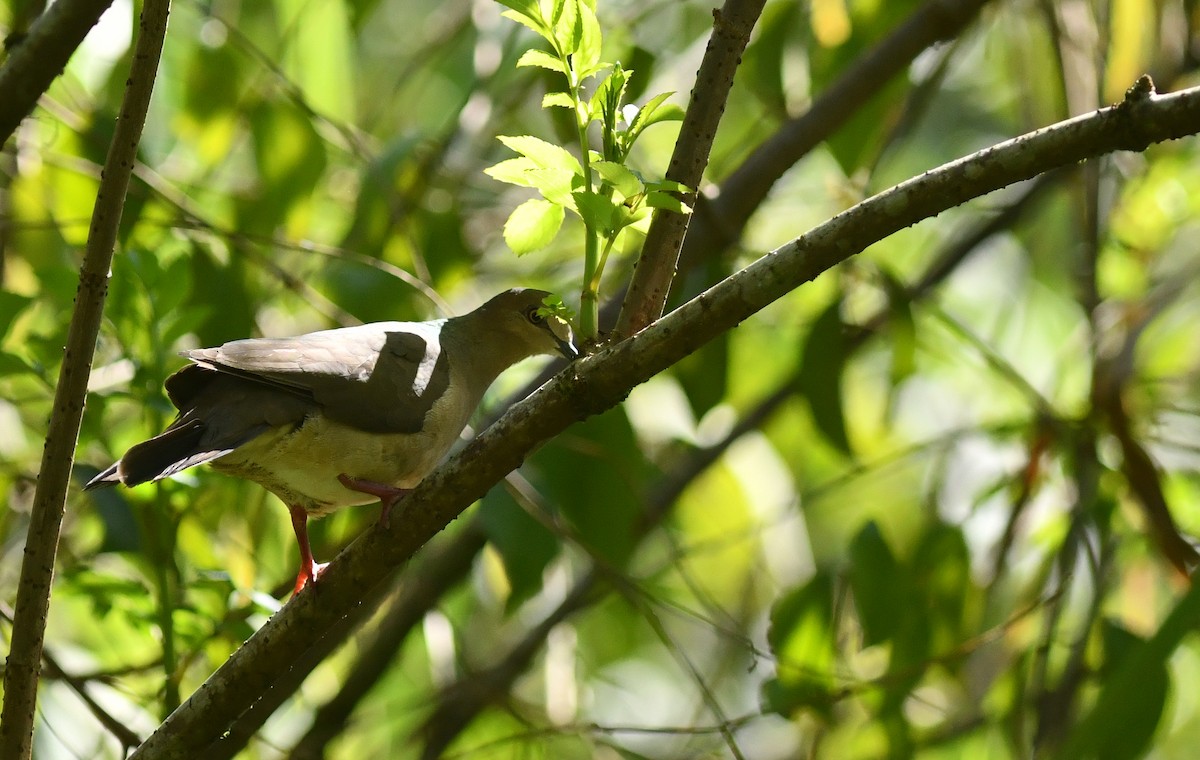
[465,288,579,364]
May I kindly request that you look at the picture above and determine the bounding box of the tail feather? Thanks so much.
[84,419,237,490]
[84,463,122,491]
[84,369,303,492]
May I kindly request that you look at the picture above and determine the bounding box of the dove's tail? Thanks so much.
[83,419,244,490]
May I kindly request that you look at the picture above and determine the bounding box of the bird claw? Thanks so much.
[293,560,329,595]
[337,473,409,529]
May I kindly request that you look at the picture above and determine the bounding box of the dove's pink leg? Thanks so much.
[337,473,410,528]
[289,504,328,594]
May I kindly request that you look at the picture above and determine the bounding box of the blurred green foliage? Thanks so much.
[2,0,1200,758]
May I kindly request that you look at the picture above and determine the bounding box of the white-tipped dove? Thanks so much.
[86,288,577,593]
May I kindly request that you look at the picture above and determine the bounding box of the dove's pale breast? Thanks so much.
[210,355,480,516]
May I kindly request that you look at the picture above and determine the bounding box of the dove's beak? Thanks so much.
[547,316,579,360]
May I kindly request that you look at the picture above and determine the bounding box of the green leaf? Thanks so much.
[610,202,648,231]
[674,331,729,417]
[645,178,691,194]
[504,198,565,254]
[798,299,852,455]
[572,190,619,232]
[592,160,643,198]
[848,522,906,646]
[589,64,628,125]
[87,483,141,554]
[497,134,583,177]
[524,167,580,206]
[243,101,327,233]
[0,291,32,342]
[879,270,916,387]
[341,134,421,254]
[517,48,566,73]
[484,156,542,188]
[628,91,682,138]
[536,293,576,321]
[541,91,575,109]
[500,9,550,39]
[0,351,34,378]
[1064,622,1172,760]
[488,159,582,208]
[644,191,692,215]
[552,0,581,55]
[495,0,544,24]
[532,410,650,567]
[738,1,797,115]
[479,489,559,613]
[574,0,603,76]
[911,523,971,646]
[160,305,212,350]
[762,571,837,716]
[549,0,567,24]
[1063,577,1200,760]
[275,0,356,121]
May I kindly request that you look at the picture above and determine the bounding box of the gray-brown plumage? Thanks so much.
[85,289,577,592]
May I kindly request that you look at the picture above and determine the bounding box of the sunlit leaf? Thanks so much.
[524,167,580,206]
[500,8,550,39]
[541,91,574,109]
[592,160,643,198]
[503,198,565,254]
[628,91,682,138]
[552,0,582,55]
[518,48,566,73]
[763,571,837,716]
[575,0,604,76]
[572,189,618,232]
[276,0,356,121]
[645,178,690,194]
[644,191,691,215]
[495,0,543,24]
[484,156,542,188]
[497,134,583,177]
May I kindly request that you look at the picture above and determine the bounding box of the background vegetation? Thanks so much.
[3,0,1200,758]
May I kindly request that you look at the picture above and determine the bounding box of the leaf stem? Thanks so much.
[565,50,600,339]
[580,229,600,337]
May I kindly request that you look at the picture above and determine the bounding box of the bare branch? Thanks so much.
[0,0,115,145]
[614,0,767,338]
[0,2,170,758]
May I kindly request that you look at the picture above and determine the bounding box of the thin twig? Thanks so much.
[615,0,768,337]
[0,2,170,758]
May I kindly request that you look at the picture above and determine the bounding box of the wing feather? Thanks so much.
[173,321,450,434]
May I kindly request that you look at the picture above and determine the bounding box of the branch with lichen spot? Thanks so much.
[129,78,1200,760]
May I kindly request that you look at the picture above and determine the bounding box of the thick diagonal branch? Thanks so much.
[128,82,1200,760]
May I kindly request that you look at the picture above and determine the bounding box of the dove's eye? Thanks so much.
[525,307,546,325]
